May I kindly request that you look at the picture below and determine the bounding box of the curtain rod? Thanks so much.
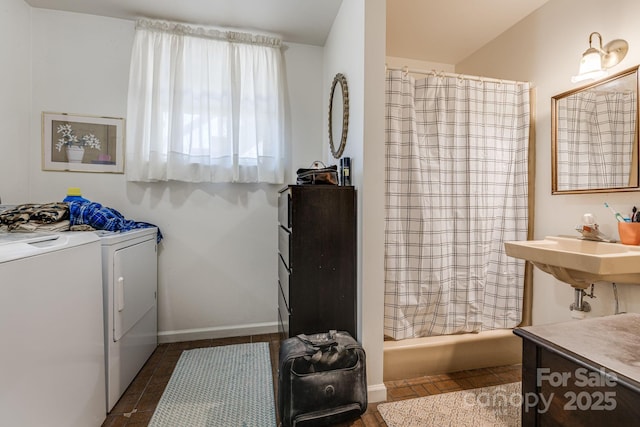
[385,65,530,86]
[136,18,282,48]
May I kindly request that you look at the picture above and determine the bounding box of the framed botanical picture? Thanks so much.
[42,112,125,173]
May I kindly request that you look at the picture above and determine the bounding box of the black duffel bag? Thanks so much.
[296,161,338,185]
[278,330,367,427]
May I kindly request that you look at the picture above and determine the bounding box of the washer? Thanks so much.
[0,231,106,426]
[98,227,158,412]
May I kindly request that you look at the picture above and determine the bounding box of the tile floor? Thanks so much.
[102,333,522,426]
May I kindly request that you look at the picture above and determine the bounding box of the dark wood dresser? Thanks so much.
[277,185,357,339]
[514,313,640,426]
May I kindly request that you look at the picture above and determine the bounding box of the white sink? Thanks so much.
[504,236,640,288]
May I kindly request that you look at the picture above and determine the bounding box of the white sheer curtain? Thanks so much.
[384,70,530,339]
[126,19,285,183]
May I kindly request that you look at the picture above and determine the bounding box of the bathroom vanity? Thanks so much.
[514,314,640,426]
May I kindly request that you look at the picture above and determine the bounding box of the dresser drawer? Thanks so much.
[278,225,291,269]
[278,187,292,229]
[278,282,290,338]
[278,279,290,315]
[277,307,289,340]
[278,254,289,305]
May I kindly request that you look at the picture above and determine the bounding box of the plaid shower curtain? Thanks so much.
[384,70,530,339]
[556,91,636,191]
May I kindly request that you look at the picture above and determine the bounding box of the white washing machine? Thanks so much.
[0,231,106,427]
[97,227,158,412]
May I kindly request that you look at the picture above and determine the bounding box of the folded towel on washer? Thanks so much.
[0,203,70,231]
[12,219,71,233]
[67,200,163,243]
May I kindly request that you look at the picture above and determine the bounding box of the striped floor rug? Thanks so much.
[149,342,276,427]
[378,382,521,427]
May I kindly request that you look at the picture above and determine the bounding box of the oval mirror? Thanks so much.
[552,65,639,194]
[329,73,349,159]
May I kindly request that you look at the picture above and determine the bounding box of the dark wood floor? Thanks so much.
[102,333,522,426]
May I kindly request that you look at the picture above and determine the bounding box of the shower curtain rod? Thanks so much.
[385,65,529,86]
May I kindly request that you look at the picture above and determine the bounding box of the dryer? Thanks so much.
[98,228,158,412]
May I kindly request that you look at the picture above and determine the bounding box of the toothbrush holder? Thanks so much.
[618,222,640,245]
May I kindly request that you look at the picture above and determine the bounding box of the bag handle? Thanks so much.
[297,330,337,348]
[297,330,347,365]
[309,161,327,169]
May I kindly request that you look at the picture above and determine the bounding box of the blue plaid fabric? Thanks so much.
[68,200,163,242]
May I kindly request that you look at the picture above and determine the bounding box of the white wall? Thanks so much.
[362,0,387,403]
[0,0,31,204]
[457,0,640,325]
[324,0,387,402]
[29,8,325,341]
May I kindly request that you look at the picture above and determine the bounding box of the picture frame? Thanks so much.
[42,112,125,173]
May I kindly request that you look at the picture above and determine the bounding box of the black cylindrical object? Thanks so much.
[340,157,351,186]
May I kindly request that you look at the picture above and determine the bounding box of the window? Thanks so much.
[126,19,285,183]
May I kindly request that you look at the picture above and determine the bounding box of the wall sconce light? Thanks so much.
[571,32,628,83]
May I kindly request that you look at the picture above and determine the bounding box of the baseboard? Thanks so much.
[158,321,279,343]
[367,383,387,403]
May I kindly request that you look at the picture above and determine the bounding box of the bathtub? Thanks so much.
[383,328,522,381]
[383,261,532,381]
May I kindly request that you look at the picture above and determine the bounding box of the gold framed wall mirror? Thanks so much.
[328,73,349,159]
[552,65,640,194]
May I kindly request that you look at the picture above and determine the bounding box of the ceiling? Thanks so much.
[25,0,550,64]
[23,0,344,46]
[387,0,551,64]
